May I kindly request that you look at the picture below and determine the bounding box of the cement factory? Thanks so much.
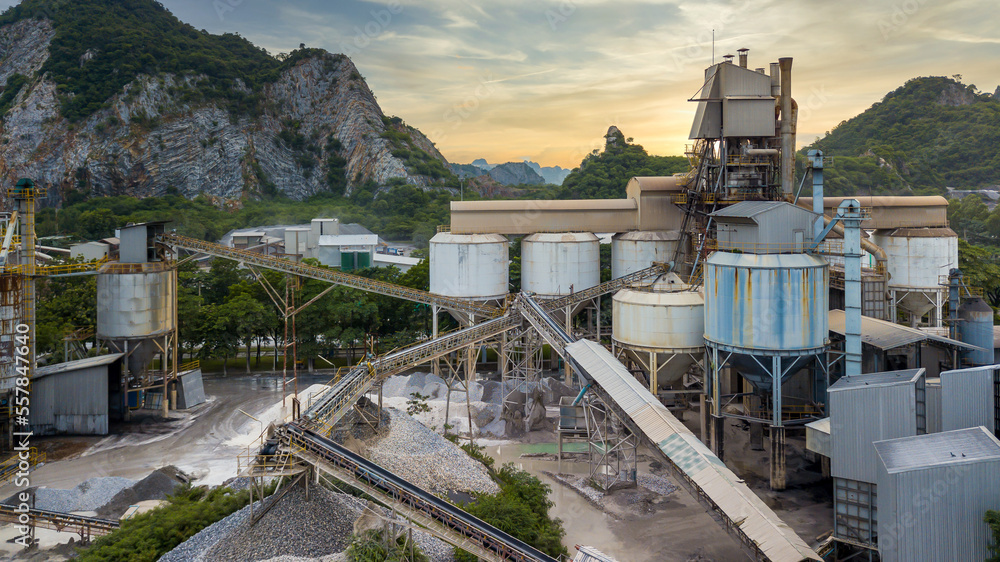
[0,49,998,562]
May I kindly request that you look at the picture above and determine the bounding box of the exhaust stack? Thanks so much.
[737,48,748,68]
[779,57,794,197]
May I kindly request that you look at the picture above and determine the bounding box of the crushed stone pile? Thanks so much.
[97,466,187,518]
[364,408,499,496]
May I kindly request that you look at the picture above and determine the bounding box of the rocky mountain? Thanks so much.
[807,76,1000,195]
[460,158,569,185]
[0,0,454,205]
[487,162,544,185]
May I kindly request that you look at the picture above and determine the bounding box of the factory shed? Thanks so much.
[31,354,124,435]
[874,427,1000,562]
[828,310,977,376]
[710,201,818,253]
[939,364,999,436]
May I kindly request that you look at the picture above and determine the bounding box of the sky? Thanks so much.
[8,0,1000,168]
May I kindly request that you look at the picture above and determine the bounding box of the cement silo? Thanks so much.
[521,232,600,298]
[703,201,829,491]
[612,273,704,400]
[97,222,178,416]
[871,227,957,326]
[958,297,993,367]
[429,232,509,302]
[611,230,684,281]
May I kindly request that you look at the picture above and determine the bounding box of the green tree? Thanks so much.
[218,293,269,373]
[77,208,119,240]
[987,509,1000,562]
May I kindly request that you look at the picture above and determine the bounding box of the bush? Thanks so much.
[988,509,1000,562]
[75,482,276,562]
[345,529,428,562]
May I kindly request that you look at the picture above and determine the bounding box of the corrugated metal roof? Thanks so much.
[828,369,924,392]
[35,353,124,379]
[828,310,981,351]
[874,427,1000,474]
[565,340,821,562]
[710,200,818,220]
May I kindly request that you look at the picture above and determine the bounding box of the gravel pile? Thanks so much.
[6,476,137,513]
[205,485,364,561]
[160,500,257,562]
[367,408,499,496]
[637,473,678,497]
[97,467,186,519]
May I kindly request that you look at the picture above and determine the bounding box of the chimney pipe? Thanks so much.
[779,57,794,197]
[737,48,748,68]
[769,62,780,97]
[755,67,765,74]
[723,54,734,64]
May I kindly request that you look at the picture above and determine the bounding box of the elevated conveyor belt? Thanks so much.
[518,298,820,562]
[157,233,501,318]
[283,424,559,562]
[541,264,667,312]
[0,504,119,538]
[304,314,520,425]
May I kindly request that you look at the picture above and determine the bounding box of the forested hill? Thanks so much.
[0,0,456,204]
[805,76,1000,196]
[558,127,688,199]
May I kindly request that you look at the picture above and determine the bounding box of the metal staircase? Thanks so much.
[157,233,502,318]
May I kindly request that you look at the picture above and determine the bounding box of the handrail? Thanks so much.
[157,233,501,318]
[304,314,520,425]
[542,263,667,311]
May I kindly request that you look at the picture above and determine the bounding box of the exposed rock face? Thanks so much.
[487,161,544,186]
[937,83,975,107]
[0,19,448,204]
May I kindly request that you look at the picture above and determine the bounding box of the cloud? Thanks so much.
[157,0,1000,167]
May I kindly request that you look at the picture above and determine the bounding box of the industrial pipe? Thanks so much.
[779,57,794,196]
[744,148,779,157]
[820,215,890,277]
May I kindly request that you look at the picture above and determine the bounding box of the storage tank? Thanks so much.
[871,227,958,318]
[959,297,993,366]
[429,233,508,301]
[521,232,600,298]
[97,263,177,375]
[612,273,704,387]
[704,252,828,388]
[611,230,683,280]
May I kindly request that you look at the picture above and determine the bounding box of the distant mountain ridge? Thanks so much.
[451,158,569,185]
[806,76,1000,195]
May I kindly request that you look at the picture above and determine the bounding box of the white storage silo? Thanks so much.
[871,227,957,325]
[521,232,600,298]
[612,273,704,391]
[611,230,683,280]
[429,232,508,301]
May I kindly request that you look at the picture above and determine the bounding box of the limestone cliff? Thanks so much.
[0,18,450,205]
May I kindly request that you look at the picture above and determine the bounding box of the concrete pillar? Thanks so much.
[770,425,786,490]
[699,393,708,445]
[710,415,725,460]
[749,422,764,451]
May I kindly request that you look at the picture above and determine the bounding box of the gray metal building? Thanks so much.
[874,427,1000,562]
[710,201,819,253]
[940,364,999,437]
[827,368,927,547]
[31,354,124,435]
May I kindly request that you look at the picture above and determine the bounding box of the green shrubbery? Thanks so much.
[453,463,568,561]
[76,483,274,562]
[345,529,428,562]
[559,129,688,199]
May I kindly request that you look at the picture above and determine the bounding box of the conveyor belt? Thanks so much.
[0,504,119,538]
[284,424,559,562]
[304,314,520,425]
[541,264,667,312]
[157,233,501,318]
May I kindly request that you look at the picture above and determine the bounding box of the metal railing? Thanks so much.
[158,233,501,318]
[0,448,45,484]
[519,294,574,360]
[437,225,451,233]
[304,314,520,426]
[542,263,668,311]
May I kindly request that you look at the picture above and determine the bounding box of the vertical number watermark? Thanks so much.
[12,322,32,547]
